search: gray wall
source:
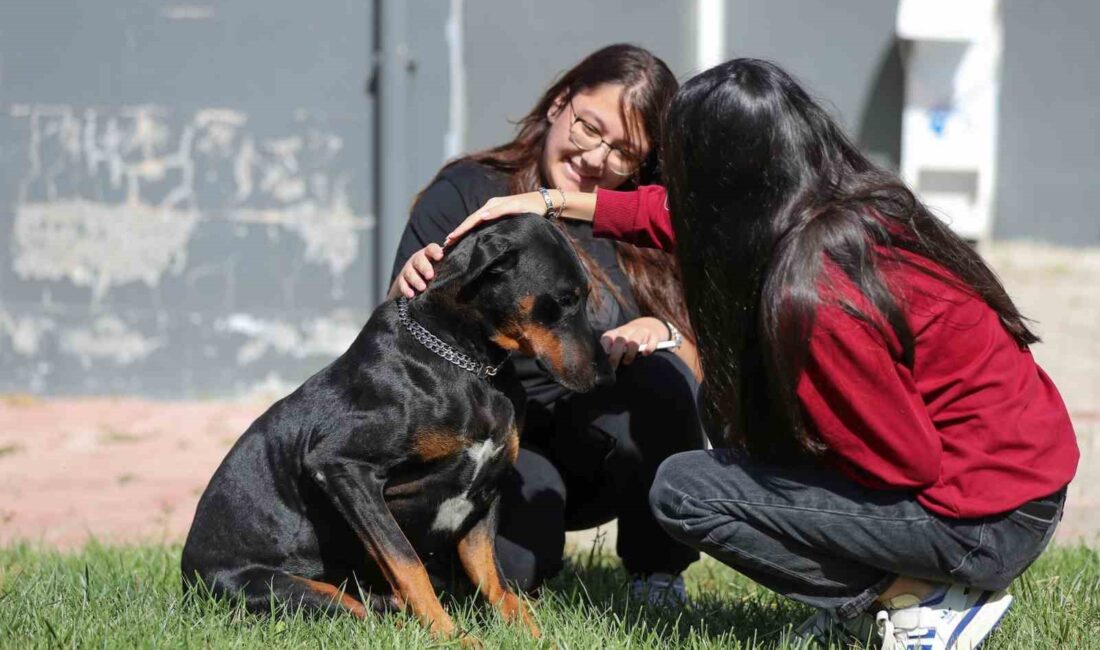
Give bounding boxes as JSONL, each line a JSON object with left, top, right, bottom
{"left": 2, "top": 0, "right": 1097, "bottom": 398}
{"left": 724, "top": 0, "right": 903, "bottom": 169}
{"left": 462, "top": 0, "right": 902, "bottom": 170}
{"left": 0, "top": 1, "right": 378, "bottom": 396}
{"left": 994, "top": 1, "right": 1100, "bottom": 245}
{"left": 463, "top": 1, "right": 696, "bottom": 152}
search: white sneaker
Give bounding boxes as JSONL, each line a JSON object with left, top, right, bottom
{"left": 629, "top": 572, "right": 689, "bottom": 607}
{"left": 875, "top": 584, "right": 1013, "bottom": 650}
{"left": 793, "top": 608, "right": 877, "bottom": 647}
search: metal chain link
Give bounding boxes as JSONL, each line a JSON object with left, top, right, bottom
{"left": 397, "top": 297, "right": 505, "bottom": 380}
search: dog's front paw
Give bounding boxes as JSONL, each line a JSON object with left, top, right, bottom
{"left": 499, "top": 592, "right": 541, "bottom": 638}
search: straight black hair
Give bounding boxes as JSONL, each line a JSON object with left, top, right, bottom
{"left": 662, "top": 58, "right": 1038, "bottom": 457}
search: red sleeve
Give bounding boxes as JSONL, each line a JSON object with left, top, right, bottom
{"left": 797, "top": 297, "right": 943, "bottom": 490}
{"left": 592, "top": 185, "right": 676, "bottom": 252}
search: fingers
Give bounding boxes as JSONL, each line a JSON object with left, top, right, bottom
{"left": 621, "top": 337, "right": 641, "bottom": 366}
{"left": 445, "top": 207, "right": 497, "bottom": 247}
{"left": 600, "top": 334, "right": 642, "bottom": 369}
{"left": 396, "top": 276, "right": 414, "bottom": 299}
{"left": 412, "top": 251, "right": 435, "bottom": 282}
{"left": 402, "top": 264, "right": 427, "bottom": 293}
{"left": 444, "top": 193, "right": 540, "bottom": 246}
{"left": 600, "top": 334, "right": 621, "bottom": 369}
{"left": 398, "top": 245, "right": 445, "bottom": 298}
{"left": 424, "top": 243, "right": 445, "bottom": 261}
{"left": 602, "top": 318, "right": 666, "bottom": 367}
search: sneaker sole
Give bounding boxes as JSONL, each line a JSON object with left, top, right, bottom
{"left": 946, "top": 590, "right": 1013, "bottom": 650}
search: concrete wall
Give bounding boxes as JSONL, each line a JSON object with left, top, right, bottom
{"left": 994, "top": 1, "right": 1100, "bottom": 245}
{"left": 2, "top": 1, "right": 1096, "bottom": 398}
{"left": 0, "top": 1, "right": 378, "bottom": 396}
{"left": 724, "top": 0, "right": 904, "bottom": 168}
{"left": 462, "top": 1, "right": 696, "bottom": 152}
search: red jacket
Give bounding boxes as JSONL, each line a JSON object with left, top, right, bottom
{"left": 595, "top": 186, "right": 1079, "bottom": 518}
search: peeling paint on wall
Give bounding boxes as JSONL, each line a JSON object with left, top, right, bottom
{"left": 9, "top": 104, "right": 373, "bottom": 300}
{"left": 0, "top": 2, "right": 378, "bottom": 398}
{"left": 217, "top": 311, "right": 362, "bottom": 365}
{"left": 2, "top": 102, "right": 373, "bottom": 396}
{"left": 228, "top": 179, "right": 373, "bottom": 279}
{"left": 14, "top": 201, "right": 200, "bottom": 301}
{"left": 0, "top": 310, "right": 56, "bottom": 357}
{"left": 58, "top": 316, "right": 163, "bottom": 368}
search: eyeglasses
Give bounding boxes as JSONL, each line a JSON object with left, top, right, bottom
{"left": 568, "top": 102, "right": 642, "bottom": 177}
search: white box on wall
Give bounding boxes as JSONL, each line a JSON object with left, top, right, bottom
{"left": 897, "top": 0, "right": 1002, "bottom": 242}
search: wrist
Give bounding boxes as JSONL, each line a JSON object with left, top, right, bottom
{"left": 663, "top": 319, "right": 684, "bottom": 349}
{"left": 537, "top": 187, "right": 558, "bottom": 220}
{"left": 660, "top": 318, "right": 673, "bottom": 340}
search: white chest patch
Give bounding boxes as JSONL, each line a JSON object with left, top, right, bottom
{"left": 429, "top": 439, "right": 503, "bottom": 533}
{"left": 466, "top": 439, "right": 502, "bottom": 479}
{"left": 431, "top": 496, "right": 475, "bottom": 533}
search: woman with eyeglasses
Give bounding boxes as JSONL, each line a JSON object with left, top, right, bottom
{"left": 388, "top": 44, "right": 704, "bottom": 603}
{"left": 437, "top": 59, "right": 1078, "bottom": 649}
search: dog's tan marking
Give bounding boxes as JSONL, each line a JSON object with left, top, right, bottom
{"left": 505, "top": 426, "right": 520, "bottom": 465}
{"left": 413, "top": 427, "right": 467, "bottom": 462}
{"left": 490, "top": 295, "right": 536, "bottom": 351}
{"left": 519, "top": 324, "right": 566, "bottom": 375}
{"left": 377, "top": 553, "right": 460, "bottom": 640}
{"left": 490, "top": 332, "right": 521, "bottom": 351}
{"left": 289, "top": 576, "right": 368, "bottom": 618}
{"left": 457, "top": 521, "right": 541, "bottom": 638}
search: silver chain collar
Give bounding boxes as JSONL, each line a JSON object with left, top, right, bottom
{"left": 397, "top": 297, "right": 507, "bottom": 380}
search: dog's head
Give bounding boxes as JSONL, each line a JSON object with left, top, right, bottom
{"left": 436, "top": 215, "right": 612, "bottom": 392}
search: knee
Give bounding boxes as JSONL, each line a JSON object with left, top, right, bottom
{"left": 496, "top": 535, "right": 562, "bottom": 594}
{"left": 497, "top": 449, "right": 567, "bottom": 592}
{"left": 508, "top": 449, "right": 566, "bottom": 506}
{"left": 627, "top": 352, "right": 698, "bottom": 404}
{"left": 648, "top": 452, "right": 703, "bottom": 539}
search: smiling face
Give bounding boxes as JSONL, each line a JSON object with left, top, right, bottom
{"left": 540, "top": 83, "right": 650, "bottom": 193}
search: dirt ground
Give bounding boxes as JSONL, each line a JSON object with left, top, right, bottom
{"left": 1, "top": 241, "right": 1096, "bottom": 550}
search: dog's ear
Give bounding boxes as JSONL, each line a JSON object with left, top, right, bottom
{"left": 456, "top": 232, "right": 519, "bottom": 300}
{"left": 433, "top": 231, "right": 519, "bottom": 300}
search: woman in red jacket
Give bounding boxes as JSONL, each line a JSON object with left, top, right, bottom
{"left": 433, "top": 59, "right": 1078, "bottom": 649}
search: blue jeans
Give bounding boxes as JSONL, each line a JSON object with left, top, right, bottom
{"left": 649, "top": 449, "right": 1064, "bottom": 620}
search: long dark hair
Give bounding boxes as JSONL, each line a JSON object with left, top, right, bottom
{"left": 663, "top": 58, "right": 1037, "bottom": 457}
{"left": 449, "top": 44, "right": 693, "bottom": 341}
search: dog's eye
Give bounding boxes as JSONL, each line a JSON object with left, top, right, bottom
{"left": 558, "top": 290, "right": 581, "bottom": 310}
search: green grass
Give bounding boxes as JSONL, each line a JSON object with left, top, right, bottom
{"left": 0, "top": 543, "right": 1096, "bottom": 649}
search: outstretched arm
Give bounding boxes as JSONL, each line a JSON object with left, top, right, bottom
{"left": 443, "top": 190, "right": 596, "bottom": 246}
{"left": 444, "top": 186, "right": 675, "bottom": 253}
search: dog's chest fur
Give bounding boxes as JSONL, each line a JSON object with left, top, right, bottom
{"left": 383, "top": 383, "right": 520, "bottom": 542}
{"left": 429, "top": 436, "right": 507, "bottom": 533}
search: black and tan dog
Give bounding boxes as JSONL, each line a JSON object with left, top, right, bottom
{"left": 181, "top": 215, "right": 611, "bottom": 643}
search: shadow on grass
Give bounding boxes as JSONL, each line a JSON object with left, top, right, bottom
{"left": 531, "top": 541, "right": 817, "bottom": 649}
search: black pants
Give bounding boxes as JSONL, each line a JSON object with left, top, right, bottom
{"left": 650, "top": 449, "right": 1065, "bottom": 619}
{"left": 495, "top": 351, "right": 705, "bottom": 591}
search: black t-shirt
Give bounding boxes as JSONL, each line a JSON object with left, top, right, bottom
{"left": 390, "top": 161, "right": 641, "bottom": 406}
